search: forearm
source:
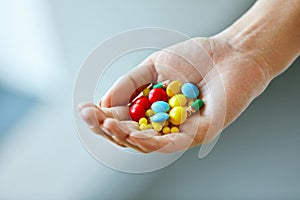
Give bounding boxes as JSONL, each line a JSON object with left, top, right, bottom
{"left": 215, "top": 0, "right": 300, "bottom": 80}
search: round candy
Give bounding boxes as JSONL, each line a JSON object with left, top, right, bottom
{"left": 181, "top": 83, "right": 199, "bottom": 98}
{"left": 171, "top": 127, "right": 179, "bottom": 133}
{"left": 143, "top": 88, "right": 150, "bottom": 96}
{"left": 148, "top": 88, "right": 167, "bottom": 103}
{"left": 169, "top": 106, "right": 187, "bottom": 125}
{"left": 150, "top": 112, "right": 169, "bottom": 122}
{"left": 151, "top": 101, "right": 170, "bottom": 113}
{"left": 140, "top": 124, "right": 152, "bottom": 130}
{"left": 152, "top": 122, "right": 163, "bottom": 132}
{"left": 138, "top": 117, "right": 148, "bottom": 125}
{"left": 145, "top": 109, "right": 155, "bottom": 117}
{"left": 162, "top": 127, "right": 171, "bottom": 134}
{"left": 129, "top": 104, "right": 145, "bottom": 122}
{"left": 166, "top": 80, "right": 182, "bottom": 97}
{"left": 168, "top": 94, "right": 187, "bottom": 108}
{"left": 135, "top": 96, "right": 151, "bottom": 110}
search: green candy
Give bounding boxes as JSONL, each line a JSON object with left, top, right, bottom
{"left": 153, "top": 83, "right": 163, "bottom": 88}
{"left": 191, "top": 99, "right": 204, "bottom": 111}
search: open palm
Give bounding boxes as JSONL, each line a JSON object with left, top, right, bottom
{"left": 78, "top": 37, "right": 270, "bottom": 153}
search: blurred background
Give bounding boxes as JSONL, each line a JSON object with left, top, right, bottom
{"left": 0, "top": 0, "right": 299, "bottom": 199}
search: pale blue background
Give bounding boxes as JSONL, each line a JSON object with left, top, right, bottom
{"left": 0, "top": 0, "right": 299, "bottom": 199}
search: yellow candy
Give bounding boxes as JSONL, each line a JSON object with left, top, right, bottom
{"left": 169, "top": 106, "right": 187, "bottom": 125}
{"left": 145, "top": 109, "right": 154, "bottom": 117}
{"left": 152, "top": 122, "right": 163, "bottom": 132}
{"left": 162, "top": 127, "right": 171, "bottom": 134}
{"left": 140, "top": 124, "right": 152, "bottom": 130}
{"left": 139, "top": 117, "right": 148, "bottom": 125}
{"left": 171, "top": 127, "right": 179, "bottom": 133}
{"left": 166, "top": 80, "right": 182, "bottom": 97}
{"left": 143, "top": 88, "right": 150, "bottom": 96}
{"left": 169, "top": 94, "right": 187, "bottom": 108}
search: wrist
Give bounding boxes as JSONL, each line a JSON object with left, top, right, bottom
{"left": 214, "top": 0, "right": 300, "bottom": 80}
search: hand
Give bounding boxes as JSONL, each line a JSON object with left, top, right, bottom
{"left": 78, "top": 36, "right": 271, "bottom": 153}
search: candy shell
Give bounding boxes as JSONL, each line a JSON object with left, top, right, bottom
{"left": 143, "top": 88, "right": 150, "bottom": 96}
{"left": 135, "top": 96, "right": 151, "bottom": 110}
{"left": 181, "top": 83, "right": 199, "bottom": 98}
{"left": 129, "top": 104, "right": 145, "bottom": 122}
{"left": 150, "top": 112, "right": 169, "bottom": 122}
{"left": 166, "top": 80, "right": 182, "bottom": 97}
{"left": 162, "top": 127, "right": 171, "bottom": 134}
{"left": 138, "top": 117, "right": 148, "bottom": 125}
{"left": 140, "top": 124, "right": 152, "bottom": 130}
{"left": 171, "top": 127, "right": 179, "bottom": 133}
{"left": 168, "top": 94, "right": 187, "bottom": 108}
{"left": 152, "top": 122, "right": 163, "bottom": 132}
{"left": 191, "top": 99, "right": 204, "bottom": 111}
{"left": 169, "top": 106, "right": 187, "bottom": 125}
{"left": 145, "top": 109, "right": 155, "bottom": 117}
{"left": 148, "top": 88, "right": 167, "bottom": 103}
{"left": 151, "top": 101, "right": 170, "bottom": 113}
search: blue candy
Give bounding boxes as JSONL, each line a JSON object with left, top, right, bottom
{"left": 181, "top": 83, "right": 199, "bottom": 98}
{"left": 151, "top": 101, "right": 170, "bottom": 113}
{"left": 150, "top": 112, "right": 169, "bottom": 122}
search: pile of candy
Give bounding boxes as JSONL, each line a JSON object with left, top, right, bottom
{"left": 128, "top": 80, "right": 204, "bottom": 134}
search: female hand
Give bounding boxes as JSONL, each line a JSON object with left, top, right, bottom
{"left": 78, "top": 37, "right": 270, "bottom": 153}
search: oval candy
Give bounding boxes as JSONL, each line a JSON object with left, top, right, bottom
{"left": 169, "top": 106, "right": 187, "bottom": 125}
{"left": 181, "top": 83, "right": 199, "bottom": 98}
{"left": 168, "top": 94, "right": 187, "bottom": 108}
{"left": 166, "top": 80, "right": 182, "bottom": 97}
{"left": 150, "top": 112, "right": 169, "bottom": 122}
{"left": 151, "top": 101, "right": 170, "bottom": 113}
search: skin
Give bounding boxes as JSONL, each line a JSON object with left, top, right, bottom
{"left": 78, "top": 0, "right": 300, "bottom": 153}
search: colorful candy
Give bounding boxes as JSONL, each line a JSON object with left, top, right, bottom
{"left": 128, "top": 80, "right": 204, "bottom": 134}
{"left": 150, "top": 112, "right": 169, "bottom": 122}
{"left": 162, "top": 127, "right": 171, "bottom": 134}
{"left": 166, "top": 80, "right": 182, "bottom": 97}
{"left": 181, "top": 83, "right": 199, "bottom": 98}
{"left": 140, "top": 124, "right": 152, "bottom": 130}
{"left": 151, "top": 101, "right": 170, "bottom": 113}
{"left": 171, "top": 127, "right": 179, "bottom": 133}
{"left": 138, "top": 117, "right": 148, "bottom": 125}
{"left": 169, "top": 106, "right": 187, "bottom": 125}
{"left": 129, "top": 104, "right": 145, "bottom": 122}
{"left": 148, "top": 88, "right": 167, "bottom": 103}
{"left": 145, "top": 109, "right": 154, "bottom": 117}
{"left": 152, "top": 122, "right": 163, "bottom": 132}
{"left": 135, "top": 96, "right": 151, "bottom": 110}
{"left": 143, "top": 88, "right": 150, "bottom": 96}
{"left": 168, "top": 94, "right": 187, "bottom": 107}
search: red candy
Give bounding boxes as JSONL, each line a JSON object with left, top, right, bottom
{"left": 135, "top": 97, "right": 151, "bottom": 110}
{"left": 148, "top": 88, "right": 167, "bottom": 103}
{"left": 129, "top": 104, "right": 145, "bottom": 122}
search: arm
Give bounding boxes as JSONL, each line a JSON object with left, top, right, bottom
{"left": 215, "top": 0, "right": 300, "bottom": 80}
{"left": 79, "top": 0, "right": 300, "bottom": 153}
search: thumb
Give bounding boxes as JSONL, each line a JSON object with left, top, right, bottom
{"left": 100, "top": 57, "right": 157, "bottom": 107}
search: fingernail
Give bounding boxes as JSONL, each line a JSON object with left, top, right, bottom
{"left": 80, "top": 107, "right": 97, "bottom": 127}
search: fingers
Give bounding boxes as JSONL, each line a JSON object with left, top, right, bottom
{"left": 126, "top": 114, "right": 211, "bottom": 153}
{"left": 78, "top": 104, "right": 127, "bottom": 147}
{"left": 100, "top": 58, "right": 158, "bottom": 108}
{"left": 101, "top": 118, "right": 147, "bottom": 153}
